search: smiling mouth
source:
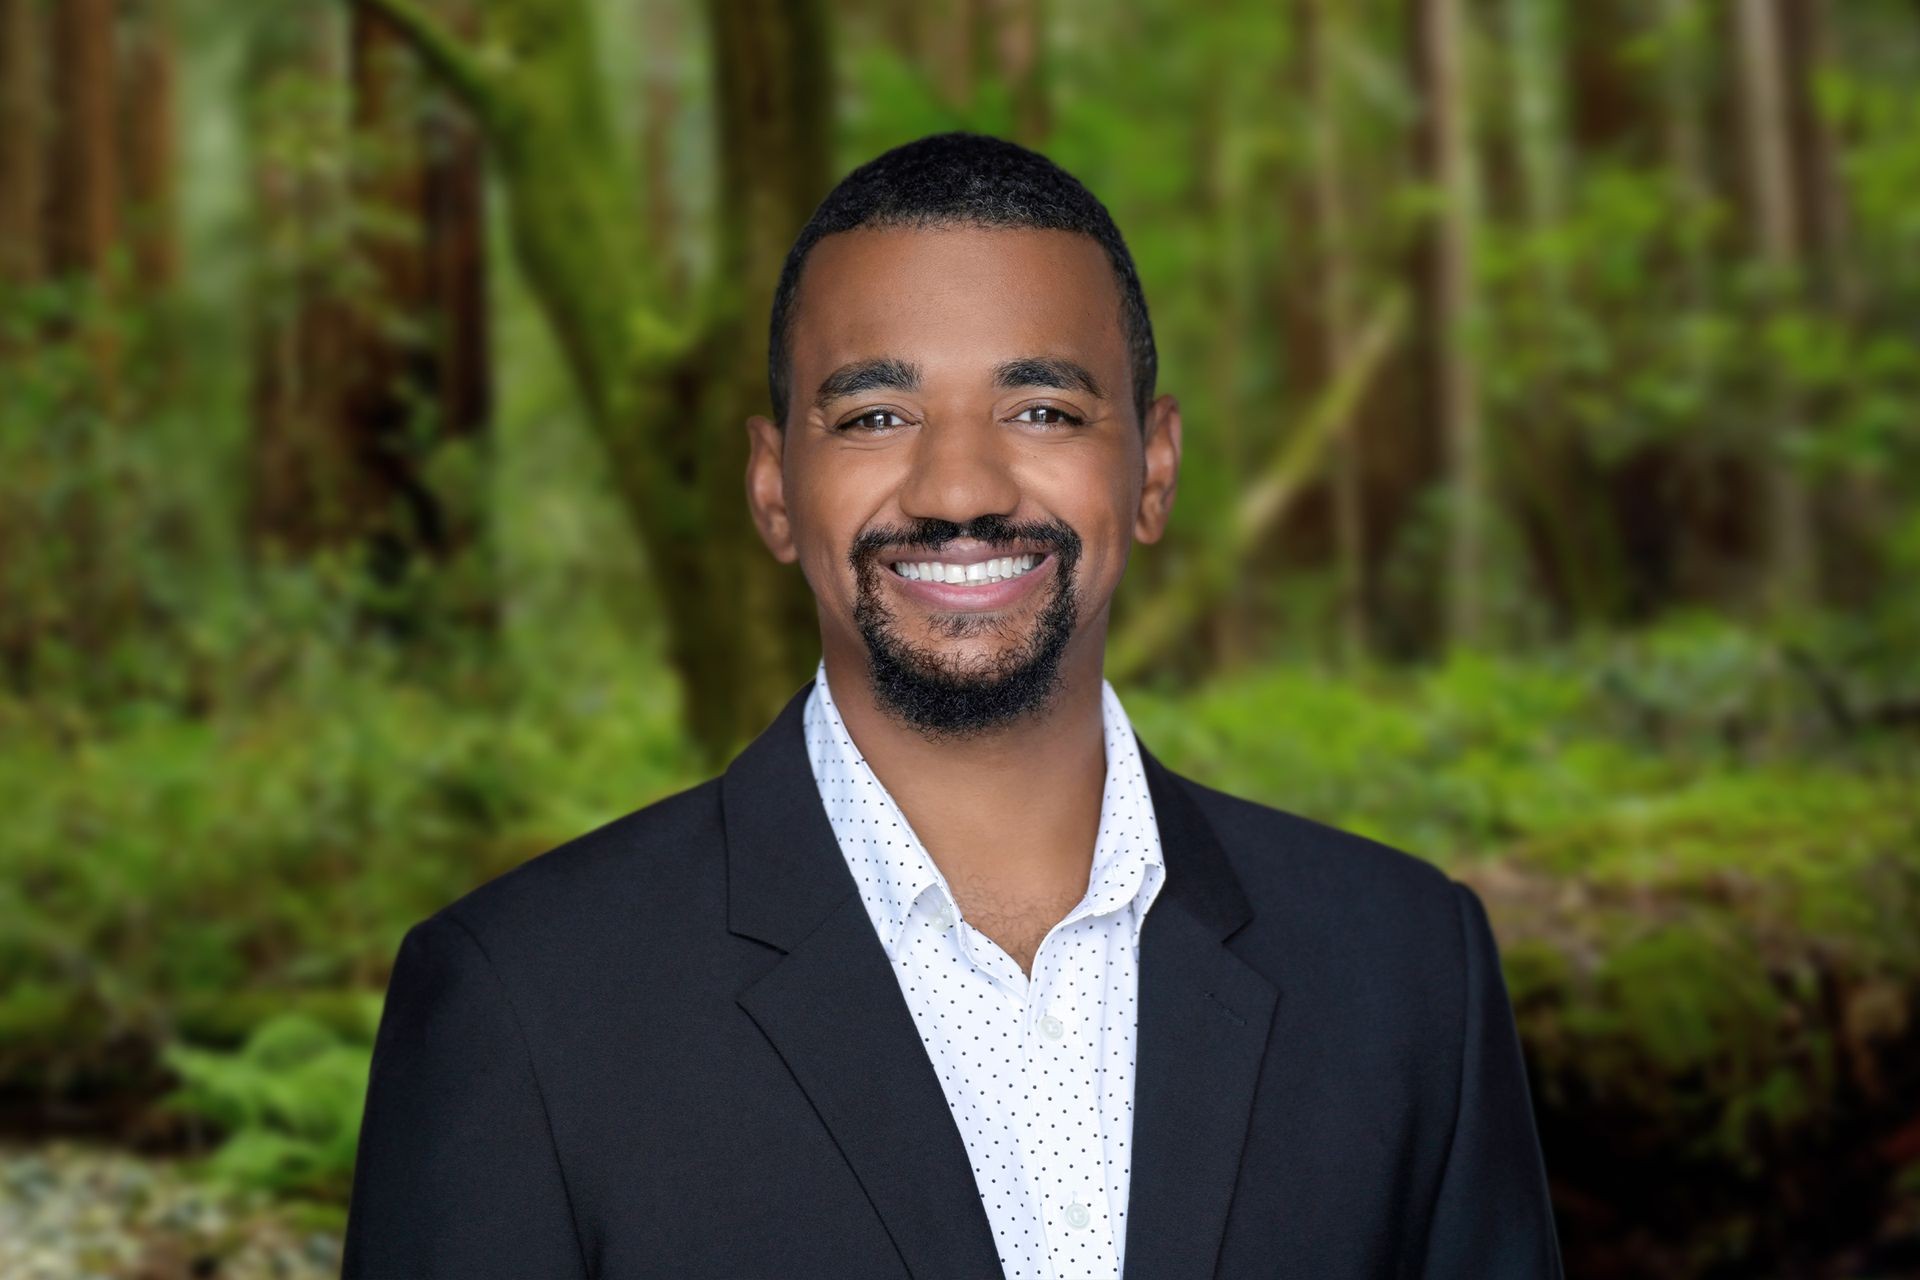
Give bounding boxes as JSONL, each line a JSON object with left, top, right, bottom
{"left": 888, "top": 552, "right": 1048, "bottom": 586}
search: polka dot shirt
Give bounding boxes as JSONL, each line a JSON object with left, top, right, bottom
{"left": 803, "top": 658, "right": 1167, "bottom": 1280}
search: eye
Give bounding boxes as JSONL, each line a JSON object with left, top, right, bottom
{"left": 837, "top": 409, "right": 911, "bottom": 433}
{"left": 1012, "top": 404, "right": 1086, "bottom": 428}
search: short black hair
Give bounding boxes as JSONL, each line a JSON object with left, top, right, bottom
{"left": 767, "top": 131, "right": 1157, "bottom": 431}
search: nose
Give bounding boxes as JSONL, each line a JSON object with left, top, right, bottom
{"left": 895, "top": 410, "right": 1023, "bottom": 526}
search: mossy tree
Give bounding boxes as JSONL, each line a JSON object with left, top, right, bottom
{"left": 354, "top": 0, "right": 832, "bottom": 767}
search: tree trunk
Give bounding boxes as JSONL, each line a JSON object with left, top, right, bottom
{"left": 694, "top": 0, "right": 835, "bottom": 760}
{"left": 1198, "top": 37, "right": 1252, "bottom": 670}
{"left": 44, "top": 0, "right": 120, "bottom": 279}
{"left": 1655, "top": 0, "right": 1711, "bottom": 308}
{"left": 352, "top": 0, "right": 833, "bottom": 766}
{"left": 1496, "top": 0, "right": 1630, "bottom": 634}
{"left": 341, "top": 1, "right": 494, "bottom": 627}
{"left": 244, "top": 6, "right": 362, "bottom": 558}
{"left": 1301, "top": 0, "right": 1368, "bottom": 663}
{"left": 0, "top": 0, "right": 45, "bottom": 686}
{"left": 1780, "top": 0, "right": 1854, "bottom": 313}
{"left": 1564, "top": 0, "right": 1651, "bottom": 163}
{"left": 416, "top": 5, "right": 492, "bottom": 604}
{"left": 0, "top": 0, "right": 45, "bottom": 289}
{"left": 1782, "top": 0, "right": 1882, "bottom": 611}
{"left": 1733, "top": 0, "right": 1816, "bottom": 616}
{"left": 37, "top": 0, "right": 124, "bottom": 680}
{"left": 1412, "top": 0, "right": 1487, "bottom": 648}
{"left": 120, "top": 0, "right": 178, "bottom": 293}
{"left": 638, "top": 0, "right": 690, "bottom": 307}
{"left": 990, "top": 0, "right": 1049, "bottom": 145}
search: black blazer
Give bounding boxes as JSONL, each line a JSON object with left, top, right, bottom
{"left": 342, "top": 679, "right": 1564, "bottom": 1279}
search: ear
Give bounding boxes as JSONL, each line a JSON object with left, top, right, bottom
{"left": 1133, "top": 393, "right": 1182, "bottom": 544}
{"left": 745, "top": 414, "right": 798, "bottom": 564}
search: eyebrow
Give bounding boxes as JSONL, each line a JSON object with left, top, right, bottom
{"left": 992, "top": 356, "right": 1104, "bottom": 399}
{"left": 813, "top": 357, "right": 919, "bottom": 413}
{"left": 812, "top": 354, "right": 1105, "bottom": 413}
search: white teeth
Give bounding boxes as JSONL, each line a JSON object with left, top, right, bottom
{"left": 892, "top": 553, "right": 1041, "bottom": 585}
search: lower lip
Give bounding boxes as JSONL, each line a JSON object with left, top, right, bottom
{"left": 885, "top": 553, "right": 1055, "bottom": 612}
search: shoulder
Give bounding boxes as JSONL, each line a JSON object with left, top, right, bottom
{"left": 412, "top": 776, "right": 727, "bottom": 964}
{"left": 1163, "top": 769, "right": 1496, "bottom": 1082}
{"left": 1170, "top": 769, "right": 1474, "bottom": 963}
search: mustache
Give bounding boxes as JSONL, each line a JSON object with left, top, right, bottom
{"left": 847, "top": 515, "right": 1082, "bottom": 569}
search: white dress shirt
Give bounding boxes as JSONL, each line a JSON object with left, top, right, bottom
{"left": 802, "top": 658, "right": 1166, "bottom": 1280}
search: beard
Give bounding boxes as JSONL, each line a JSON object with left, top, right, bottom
{"left": 847, "top": 514, "right": 1083, "bottom": 742}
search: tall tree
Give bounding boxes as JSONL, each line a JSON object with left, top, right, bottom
{"left": 0, "top": 0, "right": 44, "bottom": 686}
{"left": 1781, "top": 0, "right": 1879, "bottom": 605}
{"left": 243, "top": 6, "right": 360, "bottom": 558}
{"left": 120, "top": 0, "right": 179, "bottom": 293}
{"left": 1412, "top": 0, "right": 1487, "bottom": 647}
{"left": 0, "top": 0, "right": 44, "bottom": 290}
{"left": 243, "top": 1, "right": 494, "bottom": 633}
{"left": 1733, "top": 0, "right": 1817, "bottom": 614}
{"left": 638, "top": 0, "right": 691, "bottom": 307}
{"left": 1780, "top": 0, "right": 1856, "bottom": 311}
{"left": 352, "top": 0, "right": 833, "bottom": 764}
{"left": 992, "top": 0, "right": 1050, "bottom": 145}
{"left": 1494, "top": 0, "right": 1630, "bottom": 630}
{"left": 1300, "top": 0, "right": 1369, "bottom": 662}
{"left": 36, "top": 0, "right": 127, "bottom": 682}
{"left": 1198, "top": 29, "right": 1253, "bottom": 669}
{"left": 342, "top": 1, "right": 493, "bottom": 622}
{"left": 1655, "top": 0, "right": 1711, "bottom": 308}
{"left": 44, "top": 0, "right": 120, "bottom": 280}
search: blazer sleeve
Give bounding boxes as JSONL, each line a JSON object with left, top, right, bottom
{"left": 341, "top": 913, "right": 589, "bottom": 1279}
{"left": 1420, "top": 881, "right": 1565, "bottom": 1279}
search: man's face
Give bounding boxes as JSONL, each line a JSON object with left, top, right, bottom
{"left": 746, "top": 224, "right": 1180, "bottom": 740}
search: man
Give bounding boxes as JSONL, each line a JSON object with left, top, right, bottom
{"left": 342, "top": 132, "right": 1563, "bottom": 1279}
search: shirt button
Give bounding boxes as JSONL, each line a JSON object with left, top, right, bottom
{"left": 931, "top": 903, "right": 955, "bottom": 929}
{"left": 1039, "top": 1013, "right": 1065, "bottom": 1040}
{"left": 1065, "top": 1199, "right": 1091, "bottom": 1228}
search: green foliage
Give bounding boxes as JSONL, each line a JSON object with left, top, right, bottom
{"left": 0, "top": 604, "right": 694, "bottom": 1099}
{"left": 1127, "top": 606, "right": 1920, "bottom": 1207}
{"left": 162, "top": 1012, "right": 377, "bottom": 1199}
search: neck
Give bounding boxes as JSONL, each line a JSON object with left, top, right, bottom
{"left": 821, "top": 629, "right": 1110, "bottom": 909}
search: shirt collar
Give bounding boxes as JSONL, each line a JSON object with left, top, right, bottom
{"left": 802, "top": 657, "right": 1166, "bottom": 960}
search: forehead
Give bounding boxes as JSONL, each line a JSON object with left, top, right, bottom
{"left": 787, "top": 224, "right": 1126, "bottom": 376}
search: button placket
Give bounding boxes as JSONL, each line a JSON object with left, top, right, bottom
{"left": 806, "top": 664, "right": 1160, "bottom": 1280}
{"left": 1025, "top": 984, "right": 1117, "bottom": 1273}
{"left": 1030, "top": 979, "right": 1071, "bottom": 1044}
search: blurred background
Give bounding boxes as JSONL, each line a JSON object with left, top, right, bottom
{"left": 0, "top": 0, "right": 1916, "bottom": 1275}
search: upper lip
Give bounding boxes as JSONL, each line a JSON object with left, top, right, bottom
{"left": 883, "top": 541, "right": 1051, "bottom": 567}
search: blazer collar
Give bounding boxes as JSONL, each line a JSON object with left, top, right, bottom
{"left": 723, "top": 676, "right": 1277, "bottom": 1280}
{"left": 722, "top": 676, "right": 1255, "bottom": 953}
{"left": 722, "top": 679, "right": 852, "bottom": 953}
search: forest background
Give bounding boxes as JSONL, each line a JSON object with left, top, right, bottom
{"left": 0, "top": 0, "right": 1916, "bottom": 1277}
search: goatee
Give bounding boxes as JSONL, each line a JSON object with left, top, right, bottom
{"left": 848, "top": 515, "right": 1083, "bottom": 742}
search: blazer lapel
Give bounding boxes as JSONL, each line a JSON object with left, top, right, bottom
{"left": 1122, "top": 740, "right": 1281, "bottom": 1280}
{"left": 722, "top": 681, "right": 1279, "bottom": 1280}
{"left": 725, "top": 681, "right": 1003, "bottom": 1280}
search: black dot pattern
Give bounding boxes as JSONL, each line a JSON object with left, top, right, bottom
{"left": 803, "top": 659, "right": 1167, "bottom": 1280}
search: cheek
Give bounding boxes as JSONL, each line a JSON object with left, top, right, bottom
{"left": 789, "top": 465, "right": 894, "bottom": 593}
{"left": 1023, "top": 450, "right": 1135, "bottom": 552}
